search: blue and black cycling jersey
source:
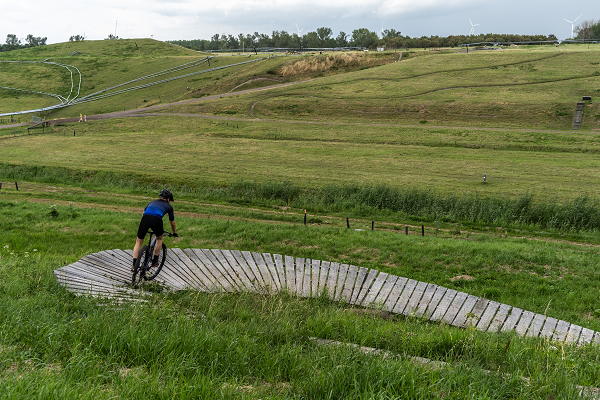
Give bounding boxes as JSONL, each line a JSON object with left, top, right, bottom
{"left": 143, "top": 199, "right": 175, "bottom": 221}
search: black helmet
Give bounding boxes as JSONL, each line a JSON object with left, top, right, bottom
{"left": 159, "top": 189, "right": 173, "bottom": 201}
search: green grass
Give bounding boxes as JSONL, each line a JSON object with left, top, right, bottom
{"left": 1, "top": 200, "right": 600, "bottom": 398}
{"left": 3, "top": 41, "right": 600, "bottom": 397}
{"left": 0, "top": 40, "right": 396, "bottom": 119}
{"left": 3, "top": 116, "right": 600, "bottom": 202}
{"left": 169, "top": 47, "right": 600, "bottom": 130}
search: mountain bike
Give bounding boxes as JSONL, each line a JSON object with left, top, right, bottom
{"left": 132, "top": 230, "right": 174, "bottom": 287}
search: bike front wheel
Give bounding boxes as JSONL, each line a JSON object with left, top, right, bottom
{"left": 144, "top": 243, "right": 166, "bottom": 281}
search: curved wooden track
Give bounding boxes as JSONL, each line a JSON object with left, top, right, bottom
{"left": 54, "top": 248, "right": 599, "bottom": 346}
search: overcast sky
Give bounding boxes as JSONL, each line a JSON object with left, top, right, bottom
{"left": 2, "top": 0, "right": 599, "bottom": 44}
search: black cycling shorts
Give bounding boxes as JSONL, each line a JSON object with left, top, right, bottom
{"left": 137, "top": 214, "right": 164, "bottom": 239}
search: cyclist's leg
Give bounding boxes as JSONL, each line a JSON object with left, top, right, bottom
{"left": 149, "top": 216, "right": 164, "bottom": 266}
{"left": 154, "top": 235, "right": 164, "bottom": 256}
{"left": 133, "top": 215, "right": 152, "bottom": 269}
{"left": 133, "top": 237, "right": 144, "bottom": 259}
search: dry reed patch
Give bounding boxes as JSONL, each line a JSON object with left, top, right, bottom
{"left": 450, "top": 275, "right": 474, "bottom": 282}
{"left": 278, "top": 54, "right": 363, "bottom": 77}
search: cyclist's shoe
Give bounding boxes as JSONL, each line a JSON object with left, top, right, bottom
{"left": 150, "top": 262, "right": 159, "bottom": 268}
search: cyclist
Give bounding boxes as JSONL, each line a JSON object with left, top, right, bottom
{"left": 132, "top": 189, "right": 178, "bottom": 270}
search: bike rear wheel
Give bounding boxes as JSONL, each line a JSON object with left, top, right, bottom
{"left": 133, "top": 245, "right": 150, "bottom": 287}
{"left": 144, "top": 243, "right": 166, "bottom": 281}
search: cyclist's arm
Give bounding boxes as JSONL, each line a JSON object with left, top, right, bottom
{"left": 170, "top": 220, "right": 176, "bottom": 235}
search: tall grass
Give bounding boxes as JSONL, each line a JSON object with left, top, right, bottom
{"left": 278, "top": 53, "right": 363, "bottom": 76}
{"left": 3, "top": 162, "right": 600, "bottom": 233}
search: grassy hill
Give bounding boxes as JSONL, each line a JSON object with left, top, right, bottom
{"left": 2, "top": 40, "right": 600, "bottom": 398}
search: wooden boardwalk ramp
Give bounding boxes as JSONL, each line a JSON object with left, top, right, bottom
{"left": 54, "top": 248, "right": 600, "bottom": 346}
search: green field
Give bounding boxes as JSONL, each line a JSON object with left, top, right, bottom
{"left": 2, "top": 40, "right": 600, "bottom": 398}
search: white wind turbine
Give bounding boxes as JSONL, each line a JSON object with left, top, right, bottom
{"left": 296, "top": 24, "right": 304, "bottom": 35}
{"left": 564, "top": 14, "right": 582, "bottom": 39}
{"left": 469, "top": 18, "right": 480, "bottom": 36}
{"left": 381, "top": 18, "right": 385, "bottom": 37}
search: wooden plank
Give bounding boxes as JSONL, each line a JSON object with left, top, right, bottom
{"left": 383, "top": 277, "right": 408, "bottom": 312}
{"left": 262, "top": 253, "right": 281, "bottom": 291}
{"left": 183, "top": 249, "right": 221, "bottom": 291}
{"left": 339, "top": 265, "right": 356, "bottom": 302}
{"left": 429, "top": 289, "right": 457, "bottom": 322}
{"left": 423, "top": 287, "right": 448, "bottom": 319}
{"left": 203, "top": 249, "right": 242, "bottom": 290}
{"left": 355, "top": 269, "right": 380, "bottom": 305}
{"left": 539, "top": 317, "right": 558, "bottom": 339}
{"left": 295, "top": 257, "right": 305, "bottom": 296}
{"left": 91, "top": 251, "right": 130, "bottom": 275}
{"left": 442, "top": 291, "right": 468, "bottom": 325}
{"left": 525, "top": 314, "right": 546, "bottom": 338}
{"left": 415, "top": 284, "right": 440, "bottom": 317}
{"left": 487, "top": 303, "right": 511, "bottom": 333}
{"left": 392, "top": 279, "right": 419, "bottom": 315}
{"left": 350, "top": 267, "right": 368, "bottom": 304}
{"left": 515, "top": 311, "right": 535, "bottom": 336}
{"left": 238, "top": 250, "right": 266, "bottom": 288}
{"left": 361, "top": 272, "right": 388, "bottom": 307}
{"left": 163, "top": 250, "right": 204, "bottom": 289}
{"left": 578, "top": 328, "right": 595, "bottom": 346}
{"left": 66, "top": 265, "right": 129, "bottom": 289}
{"left": 336, "top": 264, "right": 350, "bottom": 302}
{"left": 476, "top": 301, "right": 500, "bottom": 331}
{"left": 302, "top": 259, "right": 312, "bottom": 298}
{"left": 184, "top": 249, "right": 220, "bottom": 285}
{"left": 252, "top": 252, "right": 277, "bottom": 292}
{"left": 228, "top": 250, "right": 260, "bottom": 285}
{"left": 212, "top": 249, "right": 252, "bottom": 290}
{"left": 593, "top": 332, "right": 600, "bottom": 345}
{"left": 152, "top": 251, "right": 190, "bottom": 290}
{"left": 68, "top": 261, "right": 129, "bottom": 286}
{"left": 552, "top": 320, "right": 571, "bottom": 342}
{"left": 79, "top": 254, "right": 130, "bottom": 282}
{"left": 326, "top": 263, "right": 339, "bottom": 300}
{"left": 372, "top": 275, "right": 398, "bottom": 309}
{"left": 404, "top": 281, "right": 428, "bottom": 316}
{"left": 466, "top": 298, "right": 489, "bottom": 328}
{"left": 169, "top": 248, "right": 209, "bottom": 290}
{"left": 193, "top": 249, "right": 234, "bottom": 291}
{"left": 58, "top": 278, "right": 135, "bottom": 297}
{"left": 284, "top": 255, "right": 296, "bottom": 293}
{"left": 451, "top": 295, "right": 478, "bottom": 328}
{"left": 311, "top": 259, "right": 321, "bottom": 297}
{"left": 565, "top": 324, "right": 582, "bottom": 344}
{"left": 55, "top": 270, "right": 125, "bottom": 291}
{"left": 500, "top": 307, "right": 523, "bottom": 333}
{"left": 89, "top": 250, "right": 128, "bottom": 269}
{"left": 317, "top": 261, "right": 330, "bottom": 297}
{"left": 101, "top": 249, "right": 131, "bottom": 267}
{"left": 271, "top": 253, "right": 286, "bottom": 290}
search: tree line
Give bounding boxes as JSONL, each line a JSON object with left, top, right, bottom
{"left": 574, "top": 20, "right": 600, "bottom": 40}
{"left": 168, "top": 28, "right": 560, "bottom": 51}
{"left": 0, "top": 34, "right": 47, "bottom": 52}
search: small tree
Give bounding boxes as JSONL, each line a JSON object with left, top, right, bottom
{"left": 5, "top": 34, "right": 20, "bottom": 46}
{"left": 575, "top": 20, "right": 596, "bottom": 40}
{"left": 351, "top": 28, "right": 379, "bottom": 49}
{"left": 336, "top": 31, "right": 348, "bottom": 47}
{"left": 105, "top": 34, "right": 119, "bottom": 40}
{"left": 69, "top": 35, "right": 85, "bottom": 42}
{"left": 316, "top": 27, "right": 332, "bottom": 47}
{"left": 25, "top": 34, "right": 47, "bottom": 46}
